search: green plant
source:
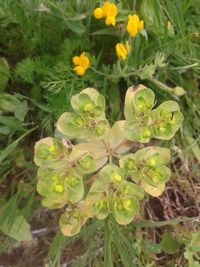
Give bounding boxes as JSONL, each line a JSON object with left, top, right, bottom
{"left": 34, "top": 84, "right": 183, "bottom": 264}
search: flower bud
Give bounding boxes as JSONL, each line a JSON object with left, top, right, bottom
{"left": 54, "top": 184, "right": 64, "bottom": 193}
{"left": 75, "top": 115, "right": 85, "bottom": 126}
{"left": 173, "top": 86, "right": 186, "bottom": 96}
{"left": 147, "top": 154, "right": 159, "bottom": 167}
{"left": 94, "top": 106, "right": 102, "bottom": 117}
{"left": 79, "top": 155, "right": 93, "bottom": 170}
{"left": 96, "top": 121, "right": 107, "bottom": 136}
{"left": 121, "top": 184, "right": 131, "bottom": 194}
{"left": 141, "top": 127, "right": 151, "bottom": 138}
{"left": 82, "top": 101, "right": 95, "bottom": 113}
{"left": 123, "top": 198, "right": 133, "bottom": 211}
{"left": 125, "top": 158, "right": 136, "bottom": 171}
{"left": 66, "top": 176, "right": 79, "bottom": 187}
{"left": 111, "top": 172, "right": 123, "bottom": 182}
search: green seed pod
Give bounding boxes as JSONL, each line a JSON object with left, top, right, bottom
{"left": 126, "top": 158, "right": 136, "bottom": 171}
{"left": 134, "top": 88, "right": 155, "bottom": 113}
{"left": 141, "top": 127, "right": 151, "bottom": 138}
{"left": 82, "top": 101, "right": 95, "bottom": 113}
{"left": 36, "top": 143, "right": 50, "bottom": 159}
{"left": 111, "top": 172, "right": 123, "bottom": 182}
{"left": 75, "top": 115, "right": 85, "bottom": 126}
{"left": 122, "top": 198, "right": 133, "bottom": 211}
{"left": 65, "top": 175, "right": 79, "bottom": 188}
{"left": 95, "top": 120, "right": 107, "bottom": 136}
{"left": 92, "top": 198, "right": 109, "bottom": 220}
{"left": 142, "top": 166, "right": 171, "bottom": 186}
{"left": 147, "top": 153, "right": 160, "bottom": 167}
{"left": 121, "top": 184, "right": 131, "bottom": 195}
{"left": 94, "top": 106, "right": 103, "bottom": 117}
{"left": 79, "top": 155, "right": 93, "bottom": 170}
{"left": 54, "top": 184, "right": 64, "bottom": 193}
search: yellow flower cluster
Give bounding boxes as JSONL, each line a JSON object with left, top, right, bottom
{"left": 116, "top": 41, "right": 130, "bottom": 61}
{"left": 93, "top": 1, "right": 117, "bottom": 26}
{"left": 72, "top": 52, "right": 90, "bottom": 76}
{"left": 72, "top": 6, "right": 145, "bottom": 75}
{"left": 126, "top": 14, "right": 144, "bottom": 37}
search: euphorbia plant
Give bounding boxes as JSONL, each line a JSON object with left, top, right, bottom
{"left": 34, "top": 84, "right": 183, "bottom": 264}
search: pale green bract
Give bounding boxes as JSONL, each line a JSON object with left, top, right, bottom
{"left": 34, "top": 85, "right": 183, "bottom": 236}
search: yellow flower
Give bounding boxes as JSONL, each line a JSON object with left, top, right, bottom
{"left": 126, "top": 14, "right": 144, "bottom": 37}
{"left": 93, "top": 7, "right": 104, "bottom": 19}
{"left": 93, "top": 2, "right": 117, "bottom": 26}
{"left": 72, "top": 52, "right": 90, "bottom": 76}
{"left": 116, "top": 41, "right": 130, "bottom": 60}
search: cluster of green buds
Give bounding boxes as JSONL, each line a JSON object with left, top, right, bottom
{"left": 57, "top": 88, "right": 109, "bottom": 140}
{"left": 34, "top": 138, "right": 95, "bottom": 209}
{"left": 119, "top": 146, "right": 171, "bottom": 196}
{"left": 124, "top": 84, "right": 184, "bottom": 142}
{"left": 34, "top": 85, "right": 183, "bottom": 236}
{"left": 87, "top": 165, "right": 144, "bottom": 225}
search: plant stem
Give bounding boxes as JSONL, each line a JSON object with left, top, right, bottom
{"left": 104, "top": 217, "right": 113, "bottom": 267}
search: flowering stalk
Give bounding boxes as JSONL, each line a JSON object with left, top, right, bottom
{"left": 104, "top": 217, "right": 113, "bottom": 267}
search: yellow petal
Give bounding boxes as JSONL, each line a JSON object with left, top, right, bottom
{"left": 125, "top": 41, "right": 130, "bottom": 52}
{"left": 126, "top": 20, "right": 138, "bottom": 37}
{"left": 74, "top": 66, "right": 85, "bottom": 76}
{"left": 138, "top": 20, "right": 144, "bottom": 31}
{"left": 105, "top": 16, "right": 116, "bottom": 26}
{"left": 72, "top": 56, "right": 80, "bottom": 65}
{"left": 93, "top": 7, "right": 104, "bottom": 19}
{"left": 128, "top": 14, "right": 139, "bottom": 24}
{"left": 116, "top": 43, "right": 127, "bottom": 60}
{"left": 102, "top": 2, "right": 112, "bottom": 16}
{"left": 79, "top": 53, "right": 90, "bottom": 69}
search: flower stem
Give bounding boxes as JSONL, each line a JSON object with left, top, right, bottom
{"left": 104, "top": 217, "right": 113, "bottom": 267}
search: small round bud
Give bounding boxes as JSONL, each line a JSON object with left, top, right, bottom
{"left": 121, "top": 184, "right": 131, "bottom": 194}
{"left": 54, "top": 184, "right": 64, "bottom": 193}
{"left": 147, "top": 153, "right": 159, "bottom": 167}
{"left": 141, "top": 127, "right": 151, "bottom": 138}
{"left": 48, "top": 145, "right": 56, "bottom": 152}
{"left": 75, "top": 115, "right": 85, "bottom": 126}
{"left": 83, "top": 101, "right": 95, "bottom": 113}
{"left": 95, "top": 121, "right": 107, "bottom": 136}
{"left": 94, "top": 106, "right": 102, "bottom": 117}
{"left": 51, "top": 175, "right": 59, "bottom": 183}
{"left": 66, "top": 176, "right": 79, "bottom": 187}
{"left": 126, "top": 158, "right": 136, "bottom": 171}
{"left": 123, "top": 198, "right": 132, "bottom": 210}
{"left": 173, "top": 86, "right": 186, "bottom": 96}
{"left": 79, "top": 155, "right": 93, "bottom": 170}
{"left": 117, "top": 202, "right": 123, "bottom": 211}
{"left": 111, "top": 172, "right": 123, "bottom": 182}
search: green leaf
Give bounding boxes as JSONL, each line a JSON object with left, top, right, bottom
{"left": 160, "top": 231, "right": 180, "bottom": 254}
{"left": 0, "top": 126, "right": 37, "bottom": 163}
{"left": 0, "top": 93, "right": 20, "bottom": 112}
{"left": 66, "top": 20, "right": 86, "bottom": 34}
{"left": 91, "top": 27, "right": 119, "bottom": 37}
{"left": 0, "top": 115, "right": 26, "bottom": 132}
{"left": 0, "top": 213, "right": 32, "bottom": 241}
{"left": 14, "top": 100, "right": 28, "bottom": 122}
{"left": 0, "top": 58, "right": 9, "bottom": 91}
